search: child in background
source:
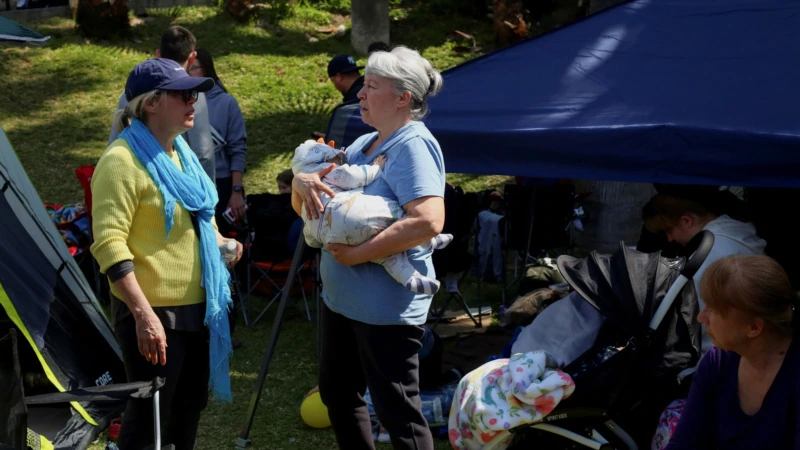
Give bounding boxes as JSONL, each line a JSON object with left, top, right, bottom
{"left": 276, "top": 168, "right": 294, "bottom": 194}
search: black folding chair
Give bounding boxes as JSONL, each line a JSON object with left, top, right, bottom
{"left": 237, "top": 193, "right": 317, "bottom": 326}
{"left": 1, "top": 329, "right": 170, "bottom": 450}
{"left": 429, "top": 185, "right": 484, "bottom": 329}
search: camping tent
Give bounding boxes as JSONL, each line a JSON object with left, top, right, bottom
{"left": 0, "top": 17, "right": 50, "bottom": 45}
{"left": 331, "top": 0, "right": 800, "bottom": 188}
{"left": 0, "top": 126, "right": 126, "bottom": 449}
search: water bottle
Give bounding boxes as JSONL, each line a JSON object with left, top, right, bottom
{"left": 220, "top": 240, "right": 237, "bottom": 264}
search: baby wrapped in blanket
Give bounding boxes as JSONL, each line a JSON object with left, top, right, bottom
{"left": 292, "top": 139, "right": 452, "bottom": 295}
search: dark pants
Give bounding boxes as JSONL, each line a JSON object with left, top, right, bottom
{"left": 318, "top": 304, "right": 434, "bottom": 450}
{"left": 418, "top": 329, "right": 444, "bottom": 391}
{"left": 115, "top": 315, "right": 209, "bottom": 450}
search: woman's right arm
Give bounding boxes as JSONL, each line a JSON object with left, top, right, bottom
{"left": 113, "top": 272, "right": 167, "bottom": 365}
{"left": 664, "top": 350, "right": 721, "bottom": 449}
{"left": 90, "top": 147, "right": 166, "bottom": 366}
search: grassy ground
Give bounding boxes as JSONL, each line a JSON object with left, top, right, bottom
{"left": 2, "top": 3, "right": 516, "bottom": 449}
{"left": 0, "top": 3, "right": 512, "bottom": 206}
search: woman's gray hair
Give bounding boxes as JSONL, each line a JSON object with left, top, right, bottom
{"left": 112, "top": 90, "right": 164, "bottom": 134}
{"left": 365, "top": 45, "right": 443, "bottom": 121}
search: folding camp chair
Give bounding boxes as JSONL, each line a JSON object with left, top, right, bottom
{"left": 1, "top": 329, "right": 171, "bottom": 450}
{"left": 428, "top": 185, "right": 485, "bottom": 329}
{"left": 73, "top": 164, "right": 109, "bottom": 305}
{"left": 241, "top": 236, "right": 318, "bottom": 326}
{"left": 236, "top": 193, "right": 318, "bottom": 326}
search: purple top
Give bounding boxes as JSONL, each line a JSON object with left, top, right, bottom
{"left": 666, "top": 343, "right": 799, "bottom": 450}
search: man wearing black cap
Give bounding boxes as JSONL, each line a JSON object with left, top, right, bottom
{"left": 312, "top": 54, "right": 366, "bottom": 140}
{"left": 327, "top": 54, "right": 365, "bottom": 103}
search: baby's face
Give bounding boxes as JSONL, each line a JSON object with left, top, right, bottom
{"left": 325, "top": 151, "right": 347, "bottom": 166}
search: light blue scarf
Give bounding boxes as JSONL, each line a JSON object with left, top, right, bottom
{"left": 120, "top": 119, "right": 232, "bottom": 402}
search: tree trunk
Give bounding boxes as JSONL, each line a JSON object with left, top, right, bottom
{"left": 74, "top": 0, "right": 129, "bottom": 39}
{"left": 573, "top": 181, "right": 657, "bottom": 253}
{"left": 350, "top": 0, "right": 389, "bottom": 55}
{"left": 492, "top": 0, "right": 528, "bottom": 48}
{"left": 589, "top": 0, "right": 625, "bottom": 14}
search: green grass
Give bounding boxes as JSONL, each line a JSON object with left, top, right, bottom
{"left": 0, "top": 4, "right": 511, "bottom": 206}
{"left": 1, "top": 4, "right": 515, "bottom": 449}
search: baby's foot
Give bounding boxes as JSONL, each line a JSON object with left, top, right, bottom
{"left": 405, "top": 273, "right": 441, "bottom": 295}
{"left": 423, "top": 233, "right": 453, "bottom": 251}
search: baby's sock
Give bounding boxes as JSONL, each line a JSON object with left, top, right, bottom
{"left": 380, "top": 252, "right": 442, "bottom": 295}
{"left": 422, "top": 233, "right": 453, "bottom": 251}
{"left": 405, "top": 273, "right": 441, "bottom": 296}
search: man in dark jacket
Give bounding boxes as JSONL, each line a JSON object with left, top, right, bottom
{"left": 327, "top": 54, "right": 364, "bottom": 103}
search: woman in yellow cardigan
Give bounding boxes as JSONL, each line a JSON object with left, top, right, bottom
{"left": 90, "top": 58, "right": 242, "bottom": 450}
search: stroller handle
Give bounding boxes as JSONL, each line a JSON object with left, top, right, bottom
{"left": 648, "top": 230, "right": 715, "bottom": 332}
{"left": 680, "top": 230, "right": 715, "bottom": 279}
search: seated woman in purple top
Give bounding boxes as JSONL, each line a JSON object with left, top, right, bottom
{"left": 665, "top": 254, "right": 800, "bottom": 450}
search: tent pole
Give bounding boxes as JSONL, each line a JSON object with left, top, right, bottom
{"left": 236, "top": 234, "right": 307, "bottom": 449}
{"left": 153, "top": 388, "right": 161, "bottom": 450}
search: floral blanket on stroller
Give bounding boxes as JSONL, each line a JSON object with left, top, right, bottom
{"left": 448, "top": 351, "right": 575, "bottom": 450}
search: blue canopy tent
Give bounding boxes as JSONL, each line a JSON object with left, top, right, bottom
{"left": 327, "top": 0, "right": 800, "bottom": 188}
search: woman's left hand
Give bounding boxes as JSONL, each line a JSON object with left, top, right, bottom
{"left": 326, "top": 243, "right": 365, "bottom": 266}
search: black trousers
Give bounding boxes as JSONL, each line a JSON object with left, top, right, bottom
{"left": 318, "top": 304, "right": 434, "bottom": 450}
{"left": 115, "top": 315, "right": 209, "bottom": 450}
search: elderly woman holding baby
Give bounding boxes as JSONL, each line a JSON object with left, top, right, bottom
{"left": 291, "top": 46, "right": 445, "bottom": 449}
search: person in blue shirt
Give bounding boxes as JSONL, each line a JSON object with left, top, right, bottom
{"left": 291, "top": 45, "right": 445, "bottom": 450}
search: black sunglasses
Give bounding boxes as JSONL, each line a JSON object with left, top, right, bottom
{"left": 169, "top": 89, "right": 199, "bottom": 103}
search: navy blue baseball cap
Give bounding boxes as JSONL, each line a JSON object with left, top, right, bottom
{"left": 327, "top": 54, "right": 363, "bottom": 77}
{"left": 124, "top": 58, "right": 215, "bottom": 101}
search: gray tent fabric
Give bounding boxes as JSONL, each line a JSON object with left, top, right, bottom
{"left": 0, "top": 17, "right": 50, "bottom": 44}
{"left": 0, "top": 126, "right": 126, "bottom": 449}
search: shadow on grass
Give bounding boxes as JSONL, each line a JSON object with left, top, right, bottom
{"left": 22, "top": 7, "right": 353, "bottom": 57}
{"left": 24, "top": 1, "right": 497, "bottom": 60}
{"left": 0, "top": 62, "right": 112, "bottom": 119}
{"left": 4, "top": 106, "right": 112, "bottom": 201}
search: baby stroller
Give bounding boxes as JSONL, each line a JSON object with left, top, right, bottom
{"left": 507, "top": 230, "right": 714, "bottom": 449}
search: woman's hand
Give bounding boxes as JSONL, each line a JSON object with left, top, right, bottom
{"left": 292, "top": 166, "right": 337, "bottom": 219}
{"left": 226, "top": 238, "right": 243, "bottom": 269}
{"left": 326, "top": 242, "right": 367, "bottom": 266}
{"left": 135, "top": 310, "right": 167, "bottom": 366}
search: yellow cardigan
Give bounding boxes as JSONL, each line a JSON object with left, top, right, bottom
{"left": 90, "top": 139, "right": 215, "bottom": 308}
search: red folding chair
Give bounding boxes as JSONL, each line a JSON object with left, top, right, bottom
{"left": 233, "top": 193, "right": 319, "bottom": 326}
